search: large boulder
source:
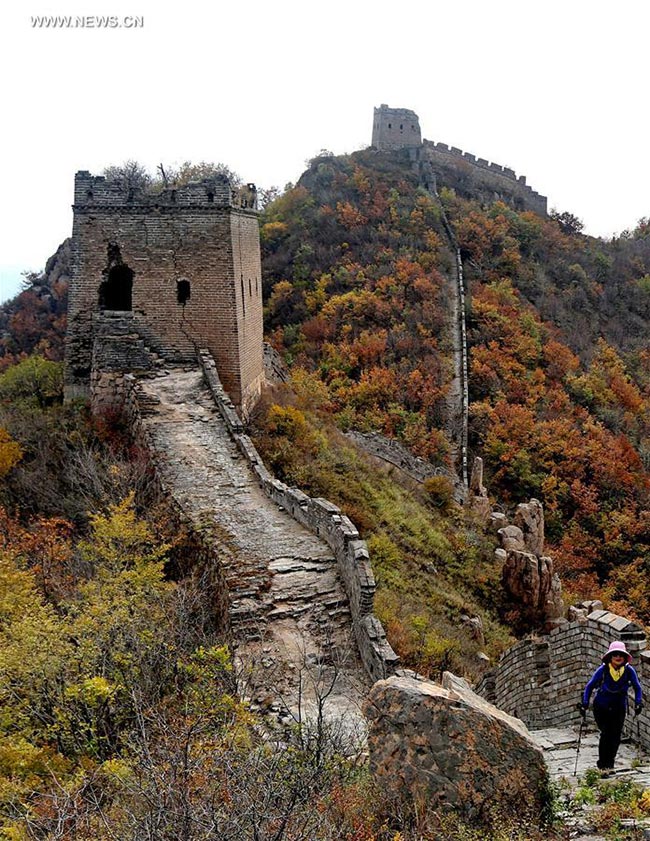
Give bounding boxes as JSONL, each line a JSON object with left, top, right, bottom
{"left": 363, "top": 672, "right": 550, "bottom": 823}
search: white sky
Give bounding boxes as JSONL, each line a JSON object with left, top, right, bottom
{"left": 1, "top": 0, "right": 649, "bottom": 303}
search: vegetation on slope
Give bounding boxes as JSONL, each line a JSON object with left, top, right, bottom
{"left": 0, "top": 240, "right": 70, "bottom": 372}
{"left": 258, "top": 149, "right": 650, "bottom": 624}
{"left": 0, "top": 359, "right": 550, "bottom": 841}
{"left": 3, "top": 147, "right": 650, "bottom": 837}
{"left": 252, "top": 373, "right": 513, "bottom": 679}
{"left": 262, "top": 150, "right": 454, "bottom": 464}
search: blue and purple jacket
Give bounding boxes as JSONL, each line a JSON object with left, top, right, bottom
{"left": 582, "top": 663, "right": 642, "bottom": 710}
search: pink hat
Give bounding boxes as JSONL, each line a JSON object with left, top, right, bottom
{"left": 602, "top": 641, "right": 632, "bottom": 663}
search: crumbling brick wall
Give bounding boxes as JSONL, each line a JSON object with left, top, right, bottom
{"left": 65, "top": 171, "right": 263, "bottom": 416}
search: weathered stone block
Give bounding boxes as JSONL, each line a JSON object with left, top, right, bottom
{"left": 364, "top": 673, "right": 549, "bottom": 822}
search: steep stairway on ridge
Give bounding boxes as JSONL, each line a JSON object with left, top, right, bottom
{"left": 137, "top": 367, "right": 369, "bottom": 736}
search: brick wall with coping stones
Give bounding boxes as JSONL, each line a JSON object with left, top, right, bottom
{"left": 476, "top": 611, "right": 650, "bottom": 746}
{"left": 422, "top": 141, "right": 548, "bottom": 216}
{"left": 198, "top": 350, "right": 400, "bottom": 684}
{"left": 65, "top": 171, "right": 264, "bottom": 416}
{"left": 371, "top": 105, "right": 547, "bottom": 217}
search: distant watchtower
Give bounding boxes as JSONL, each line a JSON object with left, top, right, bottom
{"left": 65, "top": 171, "right": 264, "bottom": 416}
{"left": 372, "top": 104, "right": 422, "bottom": 151}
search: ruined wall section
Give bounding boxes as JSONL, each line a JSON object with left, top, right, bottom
{"left": 422, "top": 140, "right": 547, "bottom": 216}
{"left": 66, "top": 171, "right": 263, "bottom": 413}
{"left": 476, "top": 610, "right": 650, "bottom": 746}
{"left": 230, "top": 212, "right": 264, "bottom": 416}
{"left": 198, "top": 351, "right": 399, "bottom": 683}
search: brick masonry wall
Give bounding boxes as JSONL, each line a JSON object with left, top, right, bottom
{"left": 230, "top": 213, "right": 264, "bottom": 415}
{"left": 372, "top": 105, "right": 422, "bottom": 151}
{"left": 476, "top": 610, "right": 650, "bottom": 745}
{"left": 422, "top": 141, "right": 548, "bottom": 216}
{"left": 198, "top": 351, "right": 400, "bottom": 683}
{"left": 65, "top": 171, "right": 264, "bottom": 414}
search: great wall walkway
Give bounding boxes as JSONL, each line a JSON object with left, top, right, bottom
{"left": 532, "top": 725, "right": 650, "bottom": 839}
{"left": 137, "top": 367, "right": 369, "bottom": 739}
{"left": 534, "top": 724, "right": 650, "bottom": 783}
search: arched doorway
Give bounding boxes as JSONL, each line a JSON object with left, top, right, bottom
{"left": 99, "top": 264, "right": 134, "bottom": 311}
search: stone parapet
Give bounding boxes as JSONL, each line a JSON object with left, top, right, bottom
{"left": 422, "top": 139, "right": 547, "bottom": 216}
{"left": 198, "top": 350, "right": 400, "bottom": 682}
{"left": 475, "top": 609, "right": 650, "bottom": 745}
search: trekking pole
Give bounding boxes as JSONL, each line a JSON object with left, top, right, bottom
{"left": 574, "top": 705, "right": 586, "bottom": 777}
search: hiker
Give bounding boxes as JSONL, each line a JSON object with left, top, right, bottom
{"left": 579, "top": 641, "right": 643, "bottom": 772}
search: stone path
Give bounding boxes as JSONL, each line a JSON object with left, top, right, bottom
{"left": 532, "top": 725, "right": 650, "bottom": 839}
{"left": 533, "top": 724, "right": 650, "bottom": 781}
{"left": 138, "top": 367, "right": 369, "bottom": 741}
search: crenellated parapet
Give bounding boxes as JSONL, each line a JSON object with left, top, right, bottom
{"left": 74, "top": 171, "right": 257, "bottom": 211}
{"left": 371, "top": 105, "right": 547, "bottom": 217}
{"left": 422, "top": 140, "right": 547, "bottom": 216}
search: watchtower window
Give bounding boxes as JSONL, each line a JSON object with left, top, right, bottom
{"left": 99, "top": 264, "right": 133, "bottom": 312}
{"left": 177, "top": 278, "right": 191, "bottom": 305}
{"left": 207, "top": 191, "right": 214, "bottom": 203}
{"left": 388, "top": 123, "right": 392, "bottom": 129}
{"left": 86, "top": 190, "right": 93, "bottom": 201}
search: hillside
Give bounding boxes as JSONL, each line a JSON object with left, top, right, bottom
{"left": 0, "top": 239, "right": 70, "bottom": 370}
{"left": 257, "top": 148, "right": 650, "bottom": 622}
{"left": 2, "top": 148, "right": 650, "bottom": 838}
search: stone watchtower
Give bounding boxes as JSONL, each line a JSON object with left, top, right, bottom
{"left": 371, "top": 104, "right": 422, "bottom": 151}
{"left": 64, "top": 171, "right": 264, "bottom": 415}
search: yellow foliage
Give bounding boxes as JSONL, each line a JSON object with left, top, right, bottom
{"left": 640, "top": 788, "right": 650, "bottom": 814}
{"left": 0, "top": 429, "right": 22, "bottom": 478}
{"left": 260, "top": 220, "right": 288, "bottom": 244}
{"left": 265, "top": 404, "right": 310, "bottom": 440}
{"left": 79, "top": 492, "right": 169, "bottom": 575}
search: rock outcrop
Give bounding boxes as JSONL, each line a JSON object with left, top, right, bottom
{"left": 498, "top": 499, "right": 564, "bottom": 631}
{"left": 502, "top": 551, "right": 564, "bottom": 630}
{"left": 464, "top": 456, "right": 492, "bottom": 521}
{"left": 514, "top": 498, "right": 545, "bottom": 556}
{"left": 364, "top": 672, "right": 549, "bottom": 822}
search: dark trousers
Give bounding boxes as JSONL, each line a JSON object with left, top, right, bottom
{"left": 593, "top": 704, "right": 626, "bottom": 769}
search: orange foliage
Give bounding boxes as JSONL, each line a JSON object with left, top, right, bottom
{"left": 0, "top": 507, "right": 75, "bottom": 602}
